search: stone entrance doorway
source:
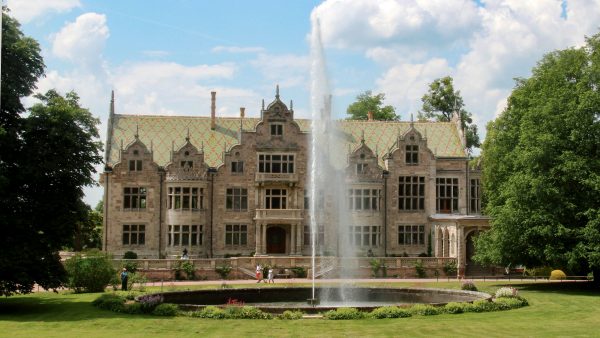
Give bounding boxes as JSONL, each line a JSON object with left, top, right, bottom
{"left": 266, "top": 226, "right": 286, "bottom": 254}
{"left": 465, "top": 231, "right": 487, "bottom": 276}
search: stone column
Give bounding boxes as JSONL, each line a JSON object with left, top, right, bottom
{"left": 297, "top": 222, "right": 302, "bottom": 254}
{"left": 290, "top": 224, "right": 296, "bottom": 255}
{"left": 255, "top": 222, "right": 261, "bottom": 255}
{"left": 457, "top": 225, "right": 465, "bottom": 279}
{"left": 262, "top": 224, "right": 267, "bottom": 255}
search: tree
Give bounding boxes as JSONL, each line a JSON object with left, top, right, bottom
{"left": 419, "top": 76, "right": 480, "bottom": 150}
{"left": 72, "top": 202, "right": 103, "bottom": 251}
{"left": 474, "top": 33, "right": 600, "bottom": 285}
{"left": 346, "top": 90, "right": 399, "bottom": 121}
{"left": 0, "top": 87, "right": 103, "bottom": 295}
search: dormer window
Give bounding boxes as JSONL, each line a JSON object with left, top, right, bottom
{"left": 231, "top": 161, "right": 244, "bottom": 173}
{"left": 270, "top": 123, "right": 283, "bottom": 136}
{"left": 129, "top": 160, "right": 143, "bottom": 171}
{"left": 180, "top": 161, "right": 193, "bottom": 168}
{"left": 406, "top": 145, "right": 419, "bottom": 165}
{"left": 356, "top": 163, "right": 367, "bottom": 174}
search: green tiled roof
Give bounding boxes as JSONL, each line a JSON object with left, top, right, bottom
{"left": 107, "top": 114, "right": 466, "bottom": 168}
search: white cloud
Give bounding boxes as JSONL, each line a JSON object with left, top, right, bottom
{"left": 141, "top": 50, "right": 171, "bottom": 58}
{"left": 212, "top": 46, "right": 266, "bottom": 53}
{"left": 8, "top": 0, "right": 80, "bottom": 23}
{"left": 51, "top": 13, "right": 109, "bottom": 66}
{"left": 250, "top": 53, "right": 309, "bottom": 89}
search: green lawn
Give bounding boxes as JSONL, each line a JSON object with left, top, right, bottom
{"left": 1, "top": 282, "right": 598, "bottom": 338}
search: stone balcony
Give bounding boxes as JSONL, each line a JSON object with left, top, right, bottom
{"left": 255, "top": 173, "right": 299, "bottom": 184}
{"left": 254, "top": 209, "right": 303, "bottom": 222}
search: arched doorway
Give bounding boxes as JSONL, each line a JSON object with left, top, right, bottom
{"left": 465, "top": 230, "right": 487, "bottom": 276}
{"left": 266, "top": 226, "right": 286, "bottom": 254}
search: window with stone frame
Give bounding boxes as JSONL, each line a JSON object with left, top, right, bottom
{"left": 398, "top": 176, "right": 425, "bottom": 211}
{"left": 270, "top": 123, "right": 283, "bottom": 136}
{"left": 304, "top": 189, "right": 325, "bottom": 210}
{"left": 349, "top": 225, "right": 380, "bottom": 247}
{"left": 356, "top": 163, "right": 368, "bottom": 175}
{"left": 123, "top": 187, "right": 147, "bottom": 210}
{"left": 265, "top": 188, "right": 287, "bottom": 209}
{"left": 122, "top": 224, "right": 145, "bottom": 245}
{"left": 225, "top": 224, "right": 247, "bottom": 246}
{"left": 180, "top": 160, "right": 193, "bottom": 168}
{"left": 348, "top": 189, "right": 380, "bottom": 211}
{"left": 405, "top": 145, "right": 419, "bottom": 165}
{"left": 129, "top": 160, "right": 143, "bottom": 171}
{"left": 231, "top": 161, "right": 244, "bottom": 174}
{"left": 303, "top": 225, "right": 325, "bottom": 246}
{"left": 226, "top": 188, "right": 248, "bottom": 211}
{"left": 398, "top": 225, "right": 425, "bottom": 245}
{"left": 470, "top": 178, "right": 481, "bottom": 214}
{"left": 168, "top": 187, "right": 203, "bottom": 210}
{"left": 168, "top": 225, "right": 202, "bottom": 246}
{"left": 258, "top": 153, "right": 295, "bottom": 173}
{"left": 436, "top": 178, "right": 459, "bottom": 213}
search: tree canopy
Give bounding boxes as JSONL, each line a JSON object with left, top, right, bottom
{"left": 346, "top": 90, "right": 399, "bottom": 121}
{"left": 0, "top": 9, "right": 103, "bottom": 295}
{"left": 474, "top": 33, "right": 600, "bottom": 283}
{"left": 418, "top": 76, "right": 480, "bottom": 150}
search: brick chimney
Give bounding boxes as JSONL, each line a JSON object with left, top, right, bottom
{"left": 210, "top": 91, "right": 216, "bottom": 130}
{"left": 367, "top": 111, "right": 373, "bottom": 121}
{"left": 240, "top": 107, "right": 245, "bottom": 118}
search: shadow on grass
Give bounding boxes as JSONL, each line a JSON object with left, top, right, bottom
{"left": 0, "top": 294, "right": 153, "bottom": 323}
{"left": 489, "top": 281, "right": 599, "bottom": 295}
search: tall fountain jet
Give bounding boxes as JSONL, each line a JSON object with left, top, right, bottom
{"left": 309, "top": 15, "right": 357, "bottom": 306}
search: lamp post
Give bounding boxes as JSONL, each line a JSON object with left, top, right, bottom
{"left": 208, "top": 167, "right": 218, "bottom": 258}
{"left": 382, "top": 170, "right": 389, "bottom": 257}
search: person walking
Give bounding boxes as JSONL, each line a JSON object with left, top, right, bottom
{"left": 256, "top": 264, "right": 262, "bottom": 283}
{"left": 267, "top": 268, "right": 274, "bottom": 283}
{"left": 120, "top": 268, "right": 129, "bottom": 291}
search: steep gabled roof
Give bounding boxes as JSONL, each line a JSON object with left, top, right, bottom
{"left": 107, "top": 114, "right": 466, "bottom": 168}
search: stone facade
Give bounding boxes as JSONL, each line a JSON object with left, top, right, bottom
{"left": 101, "top": 89, "right": 489, "bottom": 275}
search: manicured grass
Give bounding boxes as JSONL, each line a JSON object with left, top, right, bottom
{"left": 1, "top": 281, "right": 598, "bottom": 338}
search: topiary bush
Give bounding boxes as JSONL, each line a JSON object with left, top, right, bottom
{"left": 279, "top": 310, "right": 304, "bottom": 320}
{"left": 369, "top": 306, "right": 412, "bottom": 319}
{"left": 550, "top": 270, "right": 567, "bottom": 280}
{"left": 65, "top": 253, "right": 116, "bottom": 293}
{"left": 324, "top": 307, "right": 365, "bottom": 320}
{"left": 123, "top": 251, "right": 138, "bottom": 259}
{"left": 409, "top": 304, "right": 441, "bottom": 316}
{"left": 461, "top": 280, "right": 478, "bottom": 291}
{"left": 152, "top": 303, "right": 179, "bottom": 316}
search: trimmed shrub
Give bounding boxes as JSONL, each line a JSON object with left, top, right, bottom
{"left": 291, "top": 267, "right": 307, "bottom": 278}
{"left": 181, "top": 260, "right": 195, "bottom": 280}
{"left": 494, "top": 297, "right": 529, "bottom": 309}
{"left": 415, "top": 260, "right": 427, "bottom": 278}
{"left": 92, "top": 293, "right": 125, "bottom": 312}
{"left": 152, "top": 303, "right": 179, "bottom": 316}
{"left": 122, "top": 302, "right": 143, "bottom": 314}
{"left": 279, "top": 310, "right": 305, "bottom": 320}
{"left": 192, "top": 306, "right": 227, "bottom": 319}
{"left": 123, "top": 251, "right": 138, "bottom": 259}
{"left": 224, "top": 306, "right": 272, "bottom": 319}
{"left": 444, "top": 302, "right": 470, "bottom": 314}
{"left": 409, "top": 304, "right": 441, "bottom": 316}
{"left": 122, "top": 260, "right": 138, "bottom": 274}
{"left": 65, "top": 253, "right": 116, "bottom": 293}
{"left": 215, "top": 265, "right": 232, "bottom": 280}
{"left": 324, "top": 307, "right": 365, "bottom": 320}
{"left": 472, "top": 299, "right": 499, "bottom": 312}
{"left": 495, "top": 287, "right": 519, "bottom": 298}
{"left": 369, "top": 306, "right": 412, "bottom": 319}
{"left": 127, "top": 272, "right": 148, "bottom": 291}
{"left": 550, "top": 270, "right": 567, "bottom": 280}
{"left": 461, "top": 280, "right": 478, "bottom": 291}
{"left": 524, "top": 266, "right": 552, "bottom": 277}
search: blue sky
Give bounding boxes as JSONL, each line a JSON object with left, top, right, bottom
{"left": 7, "top": 0, "right": 600, "bottom": 206}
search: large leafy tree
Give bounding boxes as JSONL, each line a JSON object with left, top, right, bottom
{"left": 419, "top": 76, "right": 480, "bottom": 150}
{"left": 72, "top": 202, "right": 103, "bottom": 252}
{"left": 474, "top": 34, "right": 600, "bottom": 284}
{"left": 346, "top": 90, "right": 399, "bottom": 121}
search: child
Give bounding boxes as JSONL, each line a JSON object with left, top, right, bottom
{"left": 256, "top": 264, "right": 262, "bottom": 283}
{"left": 267, "top": 268, "right": 274, "bottom": 283}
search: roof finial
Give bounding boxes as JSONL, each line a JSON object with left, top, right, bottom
{"left": 120, "top": 139, "right": 123, "bottom": 150}
{"left": 135, "top": 124, "right": 139, "bottom": 139}
{"left": 361, "top": 129, "right": 365, "bottom": 144}
{"left": 290, "top": 100, "right": 293, "bottom": 109}
{"left": 262, "top": 99, "right": 265, "bottom": 110}
{"left": 275, "top": 84, "right": 280, "bottom": 100}
{"left": 150, "top": 140, "right": 153, "bottom": 152}
{"left": 110, "top": 90, "right": 115, "bottom": 116}
{"left": 201, "top": 141, "right": 204, "bottom": 152}
{"left": 186, "top": 127, "right": 190, "bottom": 142}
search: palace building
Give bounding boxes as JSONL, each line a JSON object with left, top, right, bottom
{"left": 101, "top": 88, "right": 489, "bottom": 275}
